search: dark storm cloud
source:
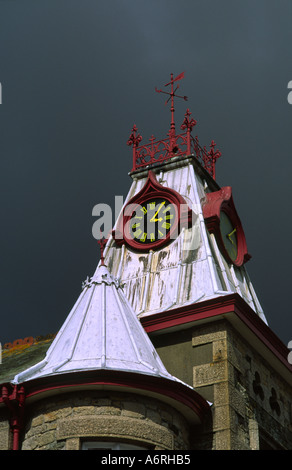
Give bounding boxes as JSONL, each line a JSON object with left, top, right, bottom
{"left": 0, "top": 0, "right": 291, "bottom": 347}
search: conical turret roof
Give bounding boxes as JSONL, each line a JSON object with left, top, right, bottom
{"left": 12, "top": 261, "right": 210, "bottom": 424}
{"left": 12, "top": 264, "right": 180, "bottom": 383}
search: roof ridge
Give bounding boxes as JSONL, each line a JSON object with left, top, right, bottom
{"left": 3, "top": 334, "right": 56, "bottom": 350}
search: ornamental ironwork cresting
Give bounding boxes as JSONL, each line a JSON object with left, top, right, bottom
{"left": 127, "top": 73, "right": 221, "bottom": 180}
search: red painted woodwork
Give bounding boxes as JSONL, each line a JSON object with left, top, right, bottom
{"left": 1, "top": 384, "right": 25, "bottom": 450}
{"left": 0, "top": 367, "right": 209, "bottom": 450}
{"left": 22, "top": 370, "right": 210, "bottom": 423}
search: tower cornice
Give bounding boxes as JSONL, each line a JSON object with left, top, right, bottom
{"left": 140, "top": 293, "right": 292, "bottom": 385}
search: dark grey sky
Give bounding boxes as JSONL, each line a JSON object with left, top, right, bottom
{"left": 0, "top": 1, "right": 291, "bottom": 348}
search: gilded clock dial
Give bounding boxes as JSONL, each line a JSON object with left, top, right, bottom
{"left": 220, "top": 211, "right": 238, "bottom": 262}
{"left": 129, "top": 198, "right": 176, "bottom": 244}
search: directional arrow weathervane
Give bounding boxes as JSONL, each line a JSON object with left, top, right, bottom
{"left": 155, "top": 72, "right": 188, "bottom": 139}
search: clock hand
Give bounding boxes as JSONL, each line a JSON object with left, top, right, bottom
{"left": 227, "top": 236, "right": 235, "bottom": 246}
{"left": 150, "top": 202, "right": 165, "bottom": 222}
{"left": 151, "top": 217, "right": 163, "bottom": 222}
{"left": 226, "top": 228, "right": 237, "bottom": 245}
{"left": 228, "top": 228, "right": 237, "bottom": 237}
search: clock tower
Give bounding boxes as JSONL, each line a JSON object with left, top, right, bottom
{"left": 1, "top": 74, "right": 291, "bottom": 451}
{"left": 100, "top": 73, "right": 292, "bottom": 450}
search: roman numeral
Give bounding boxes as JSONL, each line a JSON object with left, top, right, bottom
{"left": 140, "top": 232, "right": 147, "bottom": 242}
{"left": 134, "top": 228, "right": 142, "bottom": 238}
{"left": 163, "top": 205, "right": 172, "bottom": 213}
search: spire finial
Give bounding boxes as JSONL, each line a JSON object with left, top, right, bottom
{"left": 155, "top": 72, "right": 188, "bottom": 144}
{"left": 207, "top": 140, "right": 221, "bottom": 180}
{"left": 97, "top": 236, "right": 107, "bottom": 266}
{"left": 127, "top": 125, "right": 142, "bottom": 171}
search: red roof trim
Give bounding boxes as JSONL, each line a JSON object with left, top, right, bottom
{"left": 140, "top": 294, "right": 292, "bottom": 373}
{"left": 22, "top": 370, "right": 210, "bottom": 423}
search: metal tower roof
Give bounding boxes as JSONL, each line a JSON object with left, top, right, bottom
{"left": 12, "top": 264, "right": 179, "bottom": 384}
{"left": 103, "top": 158, "right": 268, "bottom": 325}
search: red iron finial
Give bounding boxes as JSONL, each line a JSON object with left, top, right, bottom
{"left": 206, "top": 140, "right": 222, "bottom": 180}
{"left": 181, "top": 108, "right": 197, "bottom": 155}
{"left": 181, "top": 108, "right": 197, "bottom": 132}
{"left": 127, "top": 125, "right": 142, "bottom": 171}
{"left": 128, "top": 75, "right": 221, "bottom": 180}
{"left": 97, "top": 236, "right": 107, "bottom": 266}
{"left": 155, "top": 72, "right": 187, "bottom": 144}
{"left": 127, "top": 125, "right": 142, "bottom": 147}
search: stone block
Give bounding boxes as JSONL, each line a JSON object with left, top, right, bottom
{"left": 193, "top": 361, "right": 228, "bottom": 387}
{"left": 65, "top": 437, "right": 80, "bottom": 450}
{"left": 44, "top": 410, "right": 61, "bottom": 423}
{"left": 192, "top": 322, "right": 228, "bottom": 347}
{"left": 146, "top": 408, "right": 161, "bottom": 425}
{"left": 214, "top": 429, "right": 231, "bottom": 450}
{"left": 73, "top": 406, "right": 96, "bottom": 415}
{"left": 212, "top": 404, "right": 230, "bottom": 432}
{"left": 0, "top": 423, "right": 10, "bottom": 450}
{"left": 21, "top": 435, "right": 38, "bottom": 450}
{"left": 95, "top": 405, "right": 121, "bottom": 416}
{"left": 36, "top": 430, "right": 56, "bottom": 448}
{"left": 229, "top": 385, "right": 247, "bottom": 418}
{"left": 56, "top": 415, "right": 173, "bottom": 449}
{"left": 121, "top": 401, "right": 146, "bottom": 419}
{"left": 214, "top": 381, "right": 229, "bottom": 406}
{"left": 212, "top": 339, "right": 228, "bottom": 362}
{"left": 31, "top": 415, "right": 44, "bottom": 428}
{"left": 248, "top": 418, "right": 259, "bottom": 450}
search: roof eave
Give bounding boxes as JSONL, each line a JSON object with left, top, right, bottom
{"left": 14, "top": 369, "right": 210, "bottom": 425}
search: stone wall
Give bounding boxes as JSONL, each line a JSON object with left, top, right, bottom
{"left": 191, "top": 320, "right": 292, "bottom": 450}
{"left": 20, "top": 391, "right": 190, "bottom": 450}
{"left": 2, "top": 317, "right": 291, "bottom": 451}
{"left": 0, "top": 409, "right": 11, "bottom": 450}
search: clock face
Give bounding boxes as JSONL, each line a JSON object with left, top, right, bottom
{"left": 128, "top": 197, "right": 177, "bottom": 245}
{"left": 220, "top": 211, "right": 238, "bottom": 262}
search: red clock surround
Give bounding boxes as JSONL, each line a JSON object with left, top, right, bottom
{"left": 202, "top": 186, "right": 251, "bottom": 266}
{"left": 113, "top": 171, "right": 193, "bottom": 252}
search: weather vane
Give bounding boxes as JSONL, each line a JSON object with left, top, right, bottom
{"left": 155, "top": 72, "right": 188, "bottom": 140}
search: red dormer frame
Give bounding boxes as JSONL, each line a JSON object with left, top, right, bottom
{"left": 202, "top": 186, "right": 251, "bottom": 266}
{"left": 113, "top": 171, "right": 194, "bottom": 252}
